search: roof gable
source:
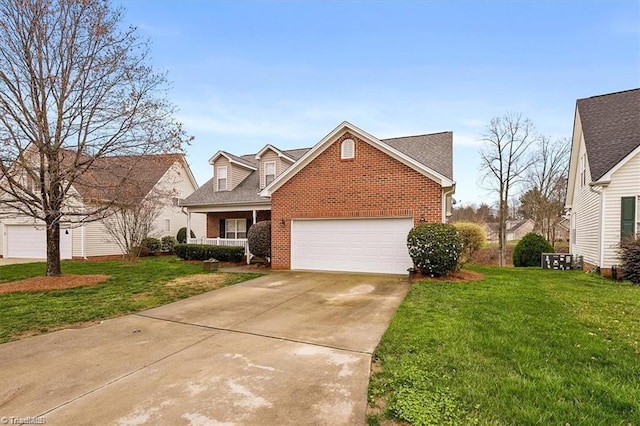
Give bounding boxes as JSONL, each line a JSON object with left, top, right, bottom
{"left": 577, "top": 88, "right": 640, "bottom": 181}
{"left": 73, "top": 153, "right": 187, "bottom": 203}
{"left": 255, "top": 144, "right": 296, "bottom": 163}
{"left": 260, "top": 121, "right": 454, "bottom": 197}
{"left": 208, "top": 151, "right": 257, "bottom": 170}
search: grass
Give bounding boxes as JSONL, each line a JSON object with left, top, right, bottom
{"left": 368, "top": 267, "right": 640, "bottom": 425}
{"left": 0, "top": 257, "right": 262, "bottom": 344}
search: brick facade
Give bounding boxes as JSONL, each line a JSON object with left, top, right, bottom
{"left": 206, "top": 210, "right": 271, "bottom": 238}
{"left": 270, "top": 132, "right": 443, "bottom": 269}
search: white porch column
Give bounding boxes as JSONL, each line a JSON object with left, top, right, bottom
{"left": 248, "top": 209, "right": 257, "bottom": 265}
{"left": 187, "top": 212, "right": 192, "bottom": 243}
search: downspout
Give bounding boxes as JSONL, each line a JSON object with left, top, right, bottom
{"left": 589, "top": 181, "right": 610, "bottom": 268}
{"left": 441, "top": 184, "right": 456, "bottom": 223}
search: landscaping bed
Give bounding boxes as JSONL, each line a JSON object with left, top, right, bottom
{"left": 0, "top": 275, "right": 110, "bottom": 294}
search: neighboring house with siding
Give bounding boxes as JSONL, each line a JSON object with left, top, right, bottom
{"left": 183, "top": 121, "right": 455, "bottom": 275}
{"left": 483, "top": 219, "right": 535, "bottom": 243}
{"left": 0, "top": 154, "right": 205, "bottom": 259}
{"left": 565, "top": 88, "right": 640, "bottom": 273}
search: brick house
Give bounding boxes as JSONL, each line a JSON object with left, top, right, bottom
{"left": 182, "top": 121, "right": 455, "bottom": 274}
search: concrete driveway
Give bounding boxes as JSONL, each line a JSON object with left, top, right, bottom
{"left": 0, "top": 258, "right": 44, "bottom": 265}
{"left": 0, "top": 271, "right": 410, "bottom": 425}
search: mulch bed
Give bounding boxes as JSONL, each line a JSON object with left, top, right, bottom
{"left": 0, "top": 275, "right": 110, "bottom": 294}
{"left": 411, "top": 269, "right": 484, "bottom": 283}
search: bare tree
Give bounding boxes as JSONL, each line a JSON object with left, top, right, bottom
{"left": 0, "top": 0, "right": 188, "bottom": 275}
{"left": 102, "top": 189, "right": 167, "bottom": 264}
{"left": 479, "top": 113, "right": 536, "bottom": 266}
{"left": 520, "top": 136, "right": 570, "bottom": 246}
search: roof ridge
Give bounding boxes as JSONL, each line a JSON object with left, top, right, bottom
{"left": 239, "top": 146, "right": 311, "bottom": 158}
{"left": 381, "top": 131, "right": 452, "bottom": 140}
{"left": 578, "top": 87, "right": 640, "bottom": 102}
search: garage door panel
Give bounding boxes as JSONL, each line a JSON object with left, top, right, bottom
{"left": 291, "top": 218, "right": 413, "bottom": 274}
{"left": 6, "top": 225, "right": 72, "bottom": 259}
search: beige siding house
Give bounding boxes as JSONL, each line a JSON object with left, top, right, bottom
{"left": 1, "top": 154, "right": 205, "bottom": 259}
{"left": 565, "top": 88, "right": 640, "bottom": 273}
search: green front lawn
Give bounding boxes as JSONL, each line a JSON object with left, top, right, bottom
{"left": 368, "top": 267, "right": 640, "bottom": 425}
{"left": 0, "top": 257, "right": 261, "bottom": 344}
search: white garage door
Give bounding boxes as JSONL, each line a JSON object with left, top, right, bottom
{"left": 291, "top": 218, "right": 414, "bottom": 274}
{"left": 6, "top": 225, "right": 72, "bottom": 259}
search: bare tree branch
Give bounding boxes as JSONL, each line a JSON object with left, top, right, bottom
{"left": 478, "top": 113, "right": 536, "bottom": 266}
{"left": 0, "top": 0, "right": 191, "bottom": 276}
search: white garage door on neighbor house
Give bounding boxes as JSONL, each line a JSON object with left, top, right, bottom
{"left": 5, "top": 225, "right": 72, "bottom": 259}
{"left": 290, "top": 218, "right": 414, "bottom": 275}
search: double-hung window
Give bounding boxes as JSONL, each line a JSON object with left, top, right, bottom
{"left": 217, "top": 166, "right": 228, "bottom": 191}
{"left": 264, "top": 161, "right": 276, "bottom": 187}
{"left": 225, "top": 219, "right": 247, "bottom": 239}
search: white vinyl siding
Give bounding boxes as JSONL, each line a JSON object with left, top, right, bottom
{"left": 569, "top": 136, "right": 601, "bottom": 267}
{"left": 600, "top": 151, "right": 640, "bottom": 267}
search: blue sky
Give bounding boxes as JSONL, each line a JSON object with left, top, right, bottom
{"left": 119, "top": 0, "right": 640, "bottom": 206}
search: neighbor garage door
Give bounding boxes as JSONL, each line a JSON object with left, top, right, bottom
{"left": 6, "top": 225, "right": 72, "bottom": 259}
{"left": 291, "top": 218, "right": 414, "bottom": 274}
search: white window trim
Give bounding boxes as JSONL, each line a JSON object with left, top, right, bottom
{"left": 263, "top": 161, "right": 276, "bottom": 188}
{"left": 225, "top": 218, "right": 247, "bottom": 239}
{"left": 164, "top": 219, "right": 171, "bottom": 233}
{"left": 341, "top": 138, "right": 355, "bottom": 159}
{"left": 217, "top": 166, "right": 228, "bottom": 191}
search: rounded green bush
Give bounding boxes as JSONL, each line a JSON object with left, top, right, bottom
{"left": 176, "top": 227, "right": 196, "bottom": 244}
{"left": 513, "top": 232, "right": 553, "bottom": 267}
{"left": 453, "top": 221, "right": 486, "bottom": 267}
{"left": 407, "top": 223, "right": 462, "bottom": 277}
{"left": 248, "top": 220, "right": 271, "bottom": 260}
{"left": 141, "top": 237, "right": 161, "bottom": 254}
{"left": 161, "top": 236, "right": 177, "bottom": 253}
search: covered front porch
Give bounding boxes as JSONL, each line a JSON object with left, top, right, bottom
{"left": 185, "top": 205, "right": 271, "bottom": 264}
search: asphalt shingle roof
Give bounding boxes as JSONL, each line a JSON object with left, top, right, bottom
{"left": 182, "top": 171, "right": 270, "bottom": 206}
{"left": 183, "top": 131, "right": 453, "bottom": 207}
{"left": 73, "top": 154, "right": 183, "bottom": 204}
{"left": 381, "top": 132, "right": 453, "bottom": 180}
{"left": 577, "top": 88, "right": 640, "bottom": 181}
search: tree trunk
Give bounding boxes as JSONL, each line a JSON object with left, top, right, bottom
{"left": 498, "top": 199, "right": 506, "bottom": 267}
{"left": 46, "top": 218, "right": 62, "bottom": 276}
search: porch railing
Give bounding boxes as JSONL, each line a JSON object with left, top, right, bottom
{"left": 187, "top": 237, "right": 252, "bottom": 264}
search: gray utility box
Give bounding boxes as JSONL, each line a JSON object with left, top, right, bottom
{"left": 541, "top": 253, "right": 573, "bottom": 270}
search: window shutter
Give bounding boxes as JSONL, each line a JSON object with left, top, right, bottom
{"left": 246, "top": 218, "right": 252, "bottom": 232}
{"left": 219, "top": 219, "right": 226, "bottom": 238}
{"left": 621, "top": 197, "right": 636, "bottom": 239}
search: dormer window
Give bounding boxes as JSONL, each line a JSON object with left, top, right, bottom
{"left": 264, "top": 161, "right": 276, "bottom": 187}
{"left": 217, "top": 166, "right": 227, "bottom": 191}
{"left": 341, "top": 139, "right": 355, "bottom": 159}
